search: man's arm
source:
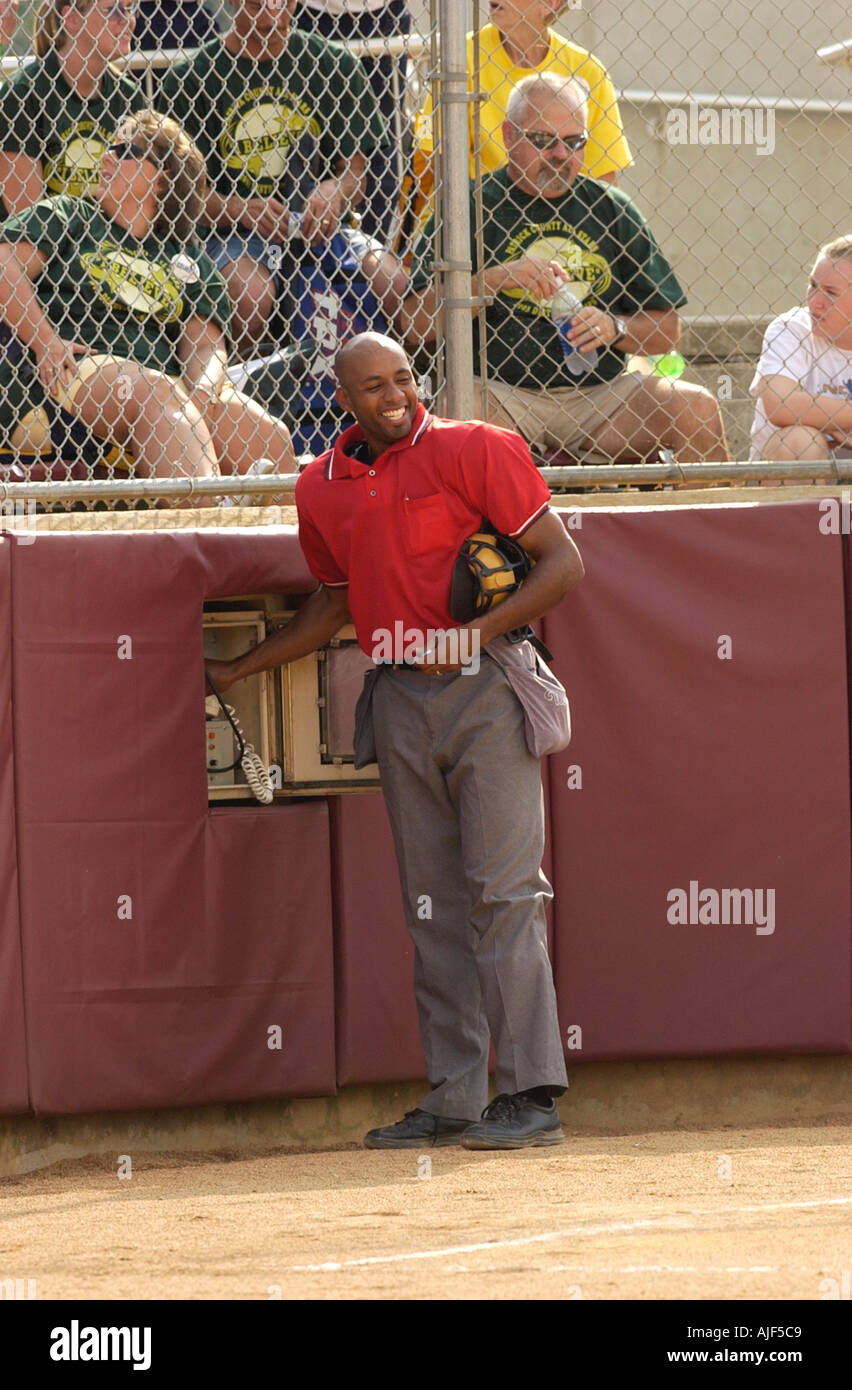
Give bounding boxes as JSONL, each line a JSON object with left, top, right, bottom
{"left": 398, "top": 254, "right": 680, "bottom": 356}
{"left": 205, "top": 585, "right": 351, "bottom": 693}
{"left": 0, "top": 0, "right": 17, "bottom": 48}
{"left": 571, "top": 306, "right": 681, "bottom": 357}
{"left": 398, "top": 256, "right": 566, "bottom": 347}
{"left": 415, "top": 511, "right": 583, "bottom": 673}
{"left": 202, "top": 189, "right": 292, "bottom": 239}
{"left": 470, "top": 510, "right": 583, "bottom": 646}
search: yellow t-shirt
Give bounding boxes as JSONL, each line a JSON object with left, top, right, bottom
{"left": 417, "top": 24, "right": 631, "bottom": 175}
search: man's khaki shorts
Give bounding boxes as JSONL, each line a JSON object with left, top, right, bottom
{"left": 474, "top": 372, "right": 648, "bottom": 464}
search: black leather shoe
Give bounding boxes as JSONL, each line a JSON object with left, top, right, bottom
{"left": 461, "top": 1093, "right": 565, "bottom": 1149}
{"left": 363, "top": 1108, "right": 472, "bottom": 1149}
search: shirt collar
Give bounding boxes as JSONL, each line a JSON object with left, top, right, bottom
{"left": 328, "top": 403, "right": 432, "bottom": 480}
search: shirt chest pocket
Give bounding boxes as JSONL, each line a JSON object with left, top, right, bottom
{"left": 403, "top": 493, "right": 451, "bottom": 555}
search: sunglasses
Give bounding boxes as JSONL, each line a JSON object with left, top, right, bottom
{"left": 103, "top": 3, "right": 137, "bottom": 22}
{"left": 520, "top": 129, "right": 588, "bottom": 154}
{"left": 106, "top": 141, "right": 153, "bottom": 163}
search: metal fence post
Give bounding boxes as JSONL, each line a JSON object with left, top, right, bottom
{"left": 437, "top": 0, "right": 475, "bottom": 421}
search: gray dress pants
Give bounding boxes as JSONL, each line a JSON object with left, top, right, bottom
{"left": 370, "top": 654, "right": 569, "bottom": 1120}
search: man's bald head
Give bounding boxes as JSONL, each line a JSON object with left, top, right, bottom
{"left": 335, "top": 333, "right": 412, "bottom": 391}
{"left": 333, "top": 333, "right": 420, "bottom": 457}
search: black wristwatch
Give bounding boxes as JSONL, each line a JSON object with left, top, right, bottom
{"left": 610, "top": 314, "right": 628, "bottom": 348}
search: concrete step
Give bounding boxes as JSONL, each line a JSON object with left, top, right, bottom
{"left": 680, "top": 315, "right": 773, "bottom": 363}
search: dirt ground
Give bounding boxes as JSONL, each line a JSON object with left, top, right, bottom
{"left": 2, "top": 1122, "right": 850, "bottom": 1301}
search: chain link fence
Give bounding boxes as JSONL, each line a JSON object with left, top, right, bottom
{"left": 0, "top": 0, "right": 850, "bottom": 508}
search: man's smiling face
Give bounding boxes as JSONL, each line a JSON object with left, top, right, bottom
{"left": 335, "top": 338, "right": 420, "bottom": 456}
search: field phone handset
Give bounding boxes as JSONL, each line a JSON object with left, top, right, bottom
{"left": 205, "top": 671, "right": 274, "bottom": 804}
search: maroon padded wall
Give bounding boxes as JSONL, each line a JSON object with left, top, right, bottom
{"left": 330, "top": 793, "right": 421, "bottom": 1086}
{"left": 544, "top": 501, "right": 852, "bottom": 1060}
{"left": 0, "top": 537, "right": 29, "bottom": 1113}
{"left": 11, "top": 529, "right": 335, "bottom": 1113}
{"left": 4, "top": 501, "right": 851, "bottom": 1116}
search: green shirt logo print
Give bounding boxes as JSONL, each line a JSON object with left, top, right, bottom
{"left": 220, "top": 88, "right": 321, "bottom": 194}
{"left": 502, "top": 223, "right": 612, "bottom": 314}
{"left": 44, "top": 122, "right": 112, "bottom": 199}
{"left": 80, "top": 245, "right": 185, "bottom": 324}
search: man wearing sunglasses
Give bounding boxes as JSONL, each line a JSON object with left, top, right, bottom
{"left": 401, "top": 73, "right": 729, "bottom": 469}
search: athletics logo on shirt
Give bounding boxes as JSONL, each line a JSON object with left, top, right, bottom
{"left": 503, "top": 221, "right": 611, "bottom": 314}
{"left": 80, "top": 242, "right": 184, "bottom": 323}
{"left": 220, "top": 87, "right": 320, "bottom": 194}
{"left": 44, "top": 122, "right": 112, "bottom": 197}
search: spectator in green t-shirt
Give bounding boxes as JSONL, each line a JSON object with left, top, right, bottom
{"left": 0, "top": 0, "right": 144, "bottom": 218}
{"left": 162, "top": 0, "right": 388, "bottom": 355}
{"left": 0, "top": 109, "right": 296, "bottom": 494}
{"left": 400, "top": 73, "right": 729, "bottom": 467}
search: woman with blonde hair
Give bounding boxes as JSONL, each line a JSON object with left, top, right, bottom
{"left": 0, "top": 109, "right": 296, "bottom": 492}
{"left": 0, "top": 0, "right": 141, "bottom": 217}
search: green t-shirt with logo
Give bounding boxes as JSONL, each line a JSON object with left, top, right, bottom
{"left": 0, "top": 50, "right": 142, "bottom": 209}
{"left": 0, "top": 195, "right": 231, "bottom": 432}
{"left": 411, "top": 168, "right": 687, "bottom": 390}
{"left": 162, "top": 31, "right": 388, "bottom": 220}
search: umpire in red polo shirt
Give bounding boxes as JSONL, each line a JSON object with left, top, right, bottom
{"left": 207, "top": 332, "right": 584, "bottom": 1150}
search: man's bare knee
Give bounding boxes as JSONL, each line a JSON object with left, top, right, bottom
{"left": 682, "top": 384, "right": 724, "bottom": 426}
{"left": 221, "top": 256, "right": 275, "bottom": 338}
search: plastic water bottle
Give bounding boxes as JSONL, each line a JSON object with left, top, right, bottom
{"left": 550, "top": 286, "right": 598, "bottom": 377}
{"left": 651, "top": 351, "right": 686, "bottom": 378}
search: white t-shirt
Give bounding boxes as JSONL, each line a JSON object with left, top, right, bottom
{"left": 749, "top": 305, "right": 852, "bottom": 457}
{"left": 297, "top": 2, "right": 394, "bottom": 14}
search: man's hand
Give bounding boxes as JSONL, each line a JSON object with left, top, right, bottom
{"left": 566, "top": 304, "right": 622, "bottom": 355}
{"left": 484, "top": 256, "right": 569, "bottom": 302}
{"left": 411, "top": 630, "right": 474, "bottom": 675}
{"left": 205, "top": 659, "right": 240, "bottom": 696}
{"left": 301, "top": 179, "right": 346, "bottom": 244}
{"left": 236, "top": 196, "right": 290, "bottom": 240}
{"left": 203, "top": 586, "right": 351, "bottom": 694}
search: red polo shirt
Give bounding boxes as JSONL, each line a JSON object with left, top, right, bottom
{"left": 295, "top": 404, "right": 551, "bottom": 654}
